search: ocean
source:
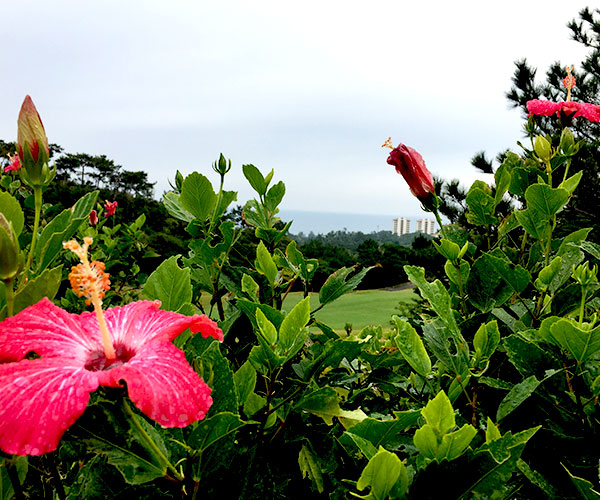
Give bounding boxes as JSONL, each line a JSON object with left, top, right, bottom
{"left": 278, "top": 209, "right": 421, "bottom": 236}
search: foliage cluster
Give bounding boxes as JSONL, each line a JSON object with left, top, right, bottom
{"left": 2, "top": 8, "right": 600, "bottom": 499}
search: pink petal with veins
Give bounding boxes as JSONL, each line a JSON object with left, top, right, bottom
{"left": 0, "top": 358, "right": 99, "bottom": 455}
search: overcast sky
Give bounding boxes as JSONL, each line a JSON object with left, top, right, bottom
{"left": 1, "top": 0, "right": 594, "bottom": 219}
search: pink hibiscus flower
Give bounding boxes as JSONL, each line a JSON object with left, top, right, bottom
{"left": 527, "top": 66, "right": 600, "bottom": 122}
{"left": 526, "top": 99, "right": 600, "bottom": 122}
{"left": 0, "top": 298, "right": 223, "bottom": 456}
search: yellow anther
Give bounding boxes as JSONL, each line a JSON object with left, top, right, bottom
{"left": 381, "top": 137, "right": 394, "bottom": 150}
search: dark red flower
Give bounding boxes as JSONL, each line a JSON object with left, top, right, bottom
{"left": 383, "top": 138, "right": 435, "bottom": 200}
{"left": 103, "top": 200, "right": 118, "bottom": 218}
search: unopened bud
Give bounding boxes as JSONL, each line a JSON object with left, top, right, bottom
{"left": 533, "top": 135, "right": 552, "bottom": 162}
{"left": 0, "top": 214, "right": 24, "bottom": 281}
{"left": 212, "top": 153, "right": 231, "bottom": 175}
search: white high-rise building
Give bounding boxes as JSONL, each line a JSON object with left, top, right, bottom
{"left": 416, "top": 218, "right": 437, "bottom": 235}
{"left": 392, "top": 217, "right": 411, "bottom": 235}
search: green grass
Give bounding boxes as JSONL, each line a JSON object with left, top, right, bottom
{"left": 283, "top": 288, "right": 417, "bottom": 332}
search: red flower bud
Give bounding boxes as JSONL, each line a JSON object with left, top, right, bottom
{"left": 17, "top": 96, "right": 49, "bottom": 165}
{"left": 89, "top": 210, "right": 99, "bottom": 227}
{"left": 386, "top": 142, "right": 435, "bottom": 200}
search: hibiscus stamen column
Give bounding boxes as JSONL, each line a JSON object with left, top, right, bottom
{"left": 63, "top": 237, "right": 116, "bottom": 361}
{"left": 563, "top": 66, "right": 576, "bottom": 102}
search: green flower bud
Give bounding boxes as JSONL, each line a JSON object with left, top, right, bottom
{"left": 559, "top": 127, "right": 575, "bottom": 154}
{"left": 212, "top": 153, "right": 231, "bottom": 176}
{"left": 572, "top": 262, "right": 598, "bottom": 287}
{"left": 0, "top": 213, "right": 24, "bottom": 281}
{"left": 533, "top": 135, "right": 552, "bottom": 162}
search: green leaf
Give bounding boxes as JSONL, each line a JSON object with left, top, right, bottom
{"left": 83, "top": 430, "right": 165, "bottom": 485}
{"left": 36, "top": 191, "right": 98, "bottom": 271}
{"left": 559, "top": 171, "right": 583, "bottom": 195}
{"left": 434, "top": 238, "right": 461, "bottom": 260}
{"left": 496, "top": 375, "right": 540, "bottom": 421}
{"left": 188, "top": 412, "right": 251, "bottom": 453}
{"left": 437, "top": 424, "right": 477, "bottom": 461}
{"left": 162, "top": 191, "right": 194, "bottom": 222}
{"left": 486, "top": 417, "right": 501, "bottom": 443}
{"left": 233, "top": 361, "right": 257, "bottom": 406}
{"left": 143, "top": 255, "right": 192, "bottom": 312}
{"left": 256, "top": 308, "right": 278, "bottom": 346}
{"left": 279, "top": 297, "right": 310, "bottom": 354}
{"left": 355, "top": 447, "right": 407, "bottom": 500}
{"left": 264, "top": 181, "right": 285, "bottom": 212}
{"left": 422, "top": 390, "right": 455, "bottom": 434}
{"left": 494, "top": 161, "right": 512, "bottom": 205}
{"left": 295, "top": 387, "right": 366, "bottom": 425}
{"left": 179, "top": 172, "right": 217, "bottom": 221}
{"left": 5, "top": 265, "right": 62, "bottom": 317}
{"left": 242, "top": 164, "right": 268, "bottom": 196}
{"left": 525, "top": 183, "right": 570, "bottom": 219}
{"left": 473, "top": 320, "right": 501, "bottom": 362}
{"left": 241, "top": 273, "right": 260, "bottom": 299}
{"left": 0, "top": 191, "right": 24, "bottom": 236}
{"left": 343, "top": 410, "right": 422, "bottom": 450}
{"left": 549, "top": 319, "right": 600, "bottom": 364}
{"left": 298, "top": 443, "right": 325, "bottom": 494}
{"left": 413, "top": 425, "right": 439, "bottom": 460}
{"left": 445, "top": 260, "right": 470, "bottom": 287}
{"left": 190, "top": 339, "right": 238, "bottom": 413}
{"left": 255, "top": 241, "right": 278, "bottom": 286}
{"left": 535, "top": 256, "right": 563, "bottom": 292}
{"left": 319, "top": 266, "right": 372, "bottom": 306}
{"left": 466, "top": 183, "right": 499, "bottom": 226}
{"left": 392, "top": 315, "right": 431, "bottom": 376}
{"left": 564, "top": 465, "right": 600, "bottom": 499}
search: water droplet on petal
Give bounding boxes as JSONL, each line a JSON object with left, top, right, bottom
{"left": 13, "top": 377, "right": 28, "bottom": 388}
{"left": 178, "top": 413, "right": 188, "bottom": 423}
{"left": 31, "top": 447, "right": 40, "bottom": 455}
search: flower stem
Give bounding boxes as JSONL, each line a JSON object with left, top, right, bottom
{"left": 26, "top": 185, "right": 43, "bottom": 270}
{"left": 122, "top": 398, "right": 184, "bottom": 482}
{"left": 5, "top": 279, "right": 14, "bottom": 317}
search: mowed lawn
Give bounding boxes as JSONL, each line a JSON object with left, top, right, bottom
{"left": 282, "top": 288, "right": 417, "bottom": 332}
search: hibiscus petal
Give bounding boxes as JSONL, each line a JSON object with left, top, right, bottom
{"left": 97, "top": 342, "right": 213, "bottom": 427}
{"left": 102, "top": 301, "right": 223, "bottom": 350}
{"left": 526, "top": 100, "right": 561, "bottom": 117}
{"left": 0, "top": 298, "right": 102, "bottom": 362}
{"left": 0, "top": 358, "right": 99, "bottom": 455}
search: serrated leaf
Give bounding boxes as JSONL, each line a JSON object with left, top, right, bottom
{"left": 279, "top": 297, "right": 310, "bottom": 354}
{"left": 188, "top": 412, "right": 250, "bottom": 453}
{"left": 255, "top": 241, "right": 278, "bottom": 286}
{"left": 179, "top": 172, "right": 217, "bottom": 221}
{"left": 0, "top": 191, "right": 24, "bottom": 236}
{"left": 421, "top": 390, "right": 455, "bottom": 434}
{"left": 256, "top": 308, "right": 278, "bottom": 346}
{"left": 549, "top": 319, "right": 600, "bottom": 364}
{"left": 162, "top": 191, "right": 194, "bottom": 222}
{"left": 356, "top": 447, "right": 407, "bottom": 500}
{"left": 392, "top": 315, "right": 431, "bottom": 376}
{"left": 10, "top": 265, "right": 62, "bottom": 316}
{"left": 299, "top": 444, "right": 325, "bottom": 494}
{"left": 143, "top": 255, "right": 192, "bottom": 312}
{"left": 319, "top": 266, "right": 372, "bottom": 306}
{"left": 496, "top": 375, "right": 540, "bottom": 421}
{"left": 36, "top": 191, "right": 98, "bottom": 271}
{"left": 564, "top": 465, "right": 600, "bottom": 499}
{"left": 233, "top": 361, "right": 257, "bottom": 405}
